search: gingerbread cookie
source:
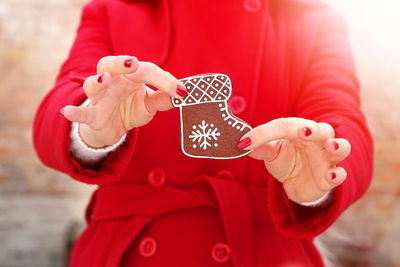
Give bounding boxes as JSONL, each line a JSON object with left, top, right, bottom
{"left": 172, "top": 73, "right": 252, "bottom": 159}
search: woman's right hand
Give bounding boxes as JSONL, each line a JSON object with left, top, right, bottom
{"left": 60, "top": 56, "right": 187, "bottom": 148}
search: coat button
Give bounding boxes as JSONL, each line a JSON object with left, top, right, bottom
{"left": 243, "top": 0, "right": 262, "bottom": 12}
{"left": 139, "top": 237, "right": 157, "bottom": 257}
{"left": 211, "top": 242, "right": 231, "bottom": 263}
{"left": 228, "top": 96, "right": 246, "bottom": 115}
{"left": 148, "top": 167, "right": 166, "bottom": 187}
{"left": 217, "top": 170, "right": 234, "bottom": 181}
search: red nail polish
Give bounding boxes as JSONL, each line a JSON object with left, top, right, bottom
{"left": 331, "top": 172, "right": 337, "bottom": 180}
{"left": 176, "top": 85, "right": 188, "bottom": 97}
{"left": 237, "top": 137, "right": 252, "bottom": 149}
{"left": 60, "top": 107, "right": 64, "bottom": 115}
{"left": 97, "top": 74, "right": 104, "bottom": 83}
{"left": 333, "top": 141, "right": 339, "bottom": 150}
{"left": 303, "top": 127, "right": 312, "bottom": 137}
{"left": 124, "top": 59, "right": 133, "bottom": 68}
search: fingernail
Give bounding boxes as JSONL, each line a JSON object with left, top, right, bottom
{"left": 176, "top": 85, "right": 188, "bottom": 97}
{"left": 331, "top": 172, "right": 337, "bottom": 180}
{"left": 333, "top": 141, "right": 339, "bottom": 150}
{"left": 303, "top": 127, "right": 312, "bottom": 137}
{"left": 124, "top": 59, "right": 133, "bottom": 68}
{"left": 237, "top": 137, "right": 252, "bottom": 149}
{"left": 60, "top": 107, "right": 65, "bottom": 115}
{"left": 97, "top": 74, "right": 104, "bottom": 83}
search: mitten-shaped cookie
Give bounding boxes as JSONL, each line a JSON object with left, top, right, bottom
{"left": 172, "top": 73, "right": 252, "bottom": 159}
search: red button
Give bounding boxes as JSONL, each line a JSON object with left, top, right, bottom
{"left": 148, "top": 168, "right": 166, "bottom": 187}
{"left": 139, "top": 237, "right": 157, "bottom": 257}
{"left": 211, "top": 242, "right": 231, "bottom": 263}
{"left": 243, "top": 0, "right": 262, "bottom": 12}
{"left": 217, "top": 170, "right": 234, "bottom": 181}
{"left": 228, "top": 96, "right": 246, "bottom": 115}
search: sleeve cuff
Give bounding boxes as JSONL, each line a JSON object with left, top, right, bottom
{"left": 297, "top": 191, "right": 332, "bottom": 207}
{"left": 267, "top": 174, "right": 343, "bottom": 238}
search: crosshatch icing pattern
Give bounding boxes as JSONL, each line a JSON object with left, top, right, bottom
{"left": 172, "top": 73, "right": 253, "bottom": 159}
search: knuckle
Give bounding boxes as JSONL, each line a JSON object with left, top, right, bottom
{"left": 338, "top": 166, "right": 347, "bottom": 177}
{"left": 165, "top": 76, "right": 177, "bottom": 91}
{"left": 339, "top": 138, "right": 351, "bottom": 156}
{"left": 83, "top": 75, "right": 94, "bottom": 90}
{"left": 343, "top": 139, "right": 352, "bottom": 150}
{"left": 144, "top": 61, "right": 158, "bottom": 70}
{"left": 97, "top": 56, "right": 112, "bottom": 72}
{"left": 320, "top": 122, "right": 335, "bottom": 137}
{"left": 276, "top": 118, "right": 289, "bottom": 132}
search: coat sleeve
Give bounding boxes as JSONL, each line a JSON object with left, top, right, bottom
{"left": 32, "top": 0, "right": 139, "bottom": 185}
{"left": 267, "top": 8, "right": 374, "bottom": 238}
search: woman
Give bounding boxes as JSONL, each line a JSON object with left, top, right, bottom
{"left": 33, "top": 0, "right": 374, "bottom": 266}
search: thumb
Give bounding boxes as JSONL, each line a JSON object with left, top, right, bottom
{"left": 61, "top": 105, "right": 96, "bottom": 125}
{"left": 145, "top": 89, "right": 174, "bottom": 113}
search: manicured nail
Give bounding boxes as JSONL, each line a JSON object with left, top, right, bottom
{"left": 97, "top": 74, "right": 104, "bottom": 83}
{"left": 60, "top": 107, "right": 65, "bottom": 115}
{"left": 303, "top": 127, "right": 312, "bottom": 137}
{"left": 176, "top": 85, "right": 188, "bottom": 97}
{"left": 331, "top": 172, "right": 337, "bottom": 180}
{"left": 333, "top": 141, "right": 339, "bottom": 150}
{"left": 237, "top": 137, "right": 252, "bottom": 149}
{"left": 124, "top": 59, "right": 133, "bottom": 68}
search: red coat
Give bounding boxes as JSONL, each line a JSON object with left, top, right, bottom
{"left": 33, "top": 0, "right": 374, "bottom": 266}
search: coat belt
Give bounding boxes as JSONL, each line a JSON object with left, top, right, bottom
{"left": 85, "top": 175, "right": 272, "bottom": 267}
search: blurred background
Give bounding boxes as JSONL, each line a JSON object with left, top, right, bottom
{"left": 0, "top": 0, "right": 399, "bottom": 266}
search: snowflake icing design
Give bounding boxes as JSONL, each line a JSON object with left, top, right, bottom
{"left": 189, "top": 120, "right": 221, "bottom": 150}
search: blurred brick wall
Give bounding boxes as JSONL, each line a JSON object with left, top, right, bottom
{"left": 0, "top": 0, "right": 93, "bottom": 266}
{"left": 0, "top": 0, "right": 399, "bottom": 266}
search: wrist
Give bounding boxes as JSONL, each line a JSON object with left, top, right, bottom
{"left": 72, "top": 121, "right": 127, "bottom": 154}
{"left": 79, "top": 123, "right": 107, "bottom": 148}
{"left": 79, "top": 123, "right": 127, "bottom": 148}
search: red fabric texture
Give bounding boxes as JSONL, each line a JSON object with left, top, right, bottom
{"left": 32, "top": 0, "right": 374, "bottom": 266}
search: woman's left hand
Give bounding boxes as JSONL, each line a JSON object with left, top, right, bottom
{"left": 238, "top": 117, "right": 351, "bottom": 204}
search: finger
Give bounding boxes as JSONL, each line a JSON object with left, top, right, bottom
{"left": 83, "top": 73, "right": 111, "bottom": 102}
{"left": 324, "top": 166, "right": 347, "bottom": 189}
{"left": 145, "top": 89, "right": 174, "bottom": 114}
{"left": 324, "top": 138, "right": 351, "bottom": 163}
{"left": 123, "top": 61, "right": 187, "bottom": 99}
{"left": 298, "top": 122, "right": 335, "bottom": 144}
{"left": 238, "top": 117, "right": 317, "bottom": 150}
{"left": 97, "top": 55, "right": 139, "bottom": 75}
{"left": 61, "top": 105, "right": 96, "bottom": 126}
{"left": 247, "top": 139, "right": 284, "bottom": 161}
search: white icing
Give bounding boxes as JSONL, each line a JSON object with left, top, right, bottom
{"left": 173, "top": 73, "right": 254, "bottom": 160}
{"left": 189, "top": 120, "right": 220, "bottom": 150}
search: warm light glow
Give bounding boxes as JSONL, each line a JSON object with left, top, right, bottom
{"left": 326, "top": 0, "right": 400, "bottom": 91}
{"left": 328, "top": 0, "right": 400, "bottom": 52}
